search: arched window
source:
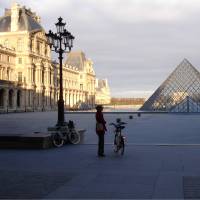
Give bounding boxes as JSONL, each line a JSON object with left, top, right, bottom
{"left": 54, "top": 93, "right": 56, "bottom": 104}
{"left": 50, "top": 91, "right": 52, "bottom": 106}
{"left": 37, "top": 93, "right": 40, "bottom": 106}
{"left": 30, "top": 39, "right": 33, "bottom": 51}
{"left": 9, "top": 90, "right": 14, "bottom": 108}
{"left": 0, "top": 67, "right": 2, "bottom": 79}
{"left": 49, "top": 71, "right": 51, "bottom": 84}
{"left": 37, "top": 41, "right": 40, "bottom": 54}
{"left": 33, "top": 67, "right": 36, "bottom": 83}
{"left": 17, "top": 90, "right": 21, "bottom": 107}
{"left": 42, "top": 90, "right": 45, "bottom": 108}
{"left": 7, "top": 68, "right": 9, "bottom": 80}
{"left": 0, "top": 89, "right": 5, "bottom": 107}
{"left": 57, "top": 92, "right": 59, "bottom": 101}
{"left": 73, "top": 94, "right": 75, "bottom": 106}
{"left": 42, "top": 69, "right": 44, "bottom": 84}
{"left": 69, "top": 94, "right": 71, "bottom": 107}
{"left": 28, "top": 90, "right": 31, "bottom": 106}
{"left": 45, "top": 45, "right": 47, "bottom": 56}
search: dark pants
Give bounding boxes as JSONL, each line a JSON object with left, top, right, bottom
{"left": 97, "top": 133, "right": 104, "bottom": 155}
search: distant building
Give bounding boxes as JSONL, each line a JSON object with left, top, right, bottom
{"left": 0, "top": 3, "right": 53, "bottom": 112}
{"left": 0, "top": 3, "right": 97, "bottom": 112}
{"left": 65, "top": 51, "right": 96, "bottom": 108}
{"left": 95, "top": 79, "right": 111, "bottom": 105}
{"left": 110, "top": 97, "right": 145, "bottom": 105}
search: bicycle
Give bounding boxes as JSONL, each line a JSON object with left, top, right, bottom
{"left": 51, "top": 120, "right": 81, "bottom": 147}
{"left": 109, "top": 118, "right": 127, "bottom": 155}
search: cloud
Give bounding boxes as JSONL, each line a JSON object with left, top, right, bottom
{"left": 53, "top": 0, "right": 200, "bottom": 23}
{"left": 1, "top": 0, "right": 200, "bottom": 97}
{"left": 5, "top": 0, "right": 200, "bottom": 24}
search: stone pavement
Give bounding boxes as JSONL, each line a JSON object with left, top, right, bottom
{"left": 1, "top": 112, "right": 200, "bottom": 198}
{"left": 1, "top": 144, "right": 200, "bottom": 199}
{"left": 1, "top": 111, "right": 200, "bottom": 145}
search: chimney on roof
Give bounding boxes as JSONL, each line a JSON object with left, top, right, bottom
{"left": 11, "top": 3, "right": 20, "bottom": 32}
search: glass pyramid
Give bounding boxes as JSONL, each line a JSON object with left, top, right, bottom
{"left": 140, "top": 59, "right": 200, "bottom": 112}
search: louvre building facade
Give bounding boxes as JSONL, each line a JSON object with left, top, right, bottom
{"left": 140, "top": 59, "right": 200, "bottom": 112}
{"left": 0, "top": 3, "right": 97, "bottom": 112}
{"left": 95, "top": 79, "right": 111, "bottom": 105}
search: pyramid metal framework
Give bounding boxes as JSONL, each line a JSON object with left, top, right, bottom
{"left": 140, "top": 59, "right": 200, "bottom": 112}
{"left": 170, "top": 96, "right": 200, "bottom": 112}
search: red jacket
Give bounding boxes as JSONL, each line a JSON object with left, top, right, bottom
{"left": 96, "top": 111, "right": 107, "bottom": 133}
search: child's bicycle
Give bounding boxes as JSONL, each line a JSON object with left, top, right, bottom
{"left": 109, "top": 118, "right": 127, "bottom": 155}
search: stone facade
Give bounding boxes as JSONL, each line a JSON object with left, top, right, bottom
{"left": 95, "top": 79, "right": 111, "bottom": 105}
{"left": 64, "top": 51, "right": 96, "bottom": 109}
{"left": 0, "top": 3, "right": 96, "bottom": 112}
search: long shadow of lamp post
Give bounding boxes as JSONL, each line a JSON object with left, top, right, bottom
{"left": 46, "top": 17, "right": 75, "bottom": 126}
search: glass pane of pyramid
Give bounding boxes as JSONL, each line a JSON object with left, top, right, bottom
{"left": 171, "top": 96, "right": 200, "bottom": 112}
{"left": 140, "top": 59, "right": 200, "bottom": 112}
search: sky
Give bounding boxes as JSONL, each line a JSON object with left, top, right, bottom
{"left": 1, "top": 0, "right": 200, "bottom": 98}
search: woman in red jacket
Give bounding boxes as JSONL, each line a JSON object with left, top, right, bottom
{"left": 96, "top": 105, "right": 107, "bottom": 157}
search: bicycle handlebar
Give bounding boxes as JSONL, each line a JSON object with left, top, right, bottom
{"left": 109, "top": 122, "right": 127, "bottom": 126}
{"left": 109, "top": 122, "right": 127, "bottom": 131}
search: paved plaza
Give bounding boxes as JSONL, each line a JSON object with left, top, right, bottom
{"left": 1, "top": 112, "right": 200, "bottom": 198}
{"left": 1, "top": 111, "right": 200, "bottom": 145}
{"left": 1, "top": 144, "right": 200, "bottom": 198}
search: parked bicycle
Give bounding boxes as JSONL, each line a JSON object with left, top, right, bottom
{"left": 109, "top": 118, "right": 127, "bottom": 155}
{"left": 51, "top": 120, "right": 80, "bottom": 147}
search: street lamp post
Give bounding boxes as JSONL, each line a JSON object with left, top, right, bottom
{"left": 46, "top": 17, "right": 75, "bottom": 126}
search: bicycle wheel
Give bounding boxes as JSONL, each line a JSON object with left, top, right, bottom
{"left": 114, "top": 144, "right": 118, "bottom": 152}
{"left": 118, "top": 136, "right": 125, "bottom": 155}
{"left": 52, "top": 132, "right": 64, "bottom": 147}
{"left": 113, "top": 135, "right": 119, "bottom": 153}
{"left": 68, "top": 129, "right": 80, "bottom": 144}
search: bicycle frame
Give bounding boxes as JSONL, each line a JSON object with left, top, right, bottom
{"left": 110, "top": 121, "right": 126, "bottom": 155}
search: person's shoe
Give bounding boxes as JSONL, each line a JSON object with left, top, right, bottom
{"left": 100, "top": 154, "right": 106, "bottom": 157}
